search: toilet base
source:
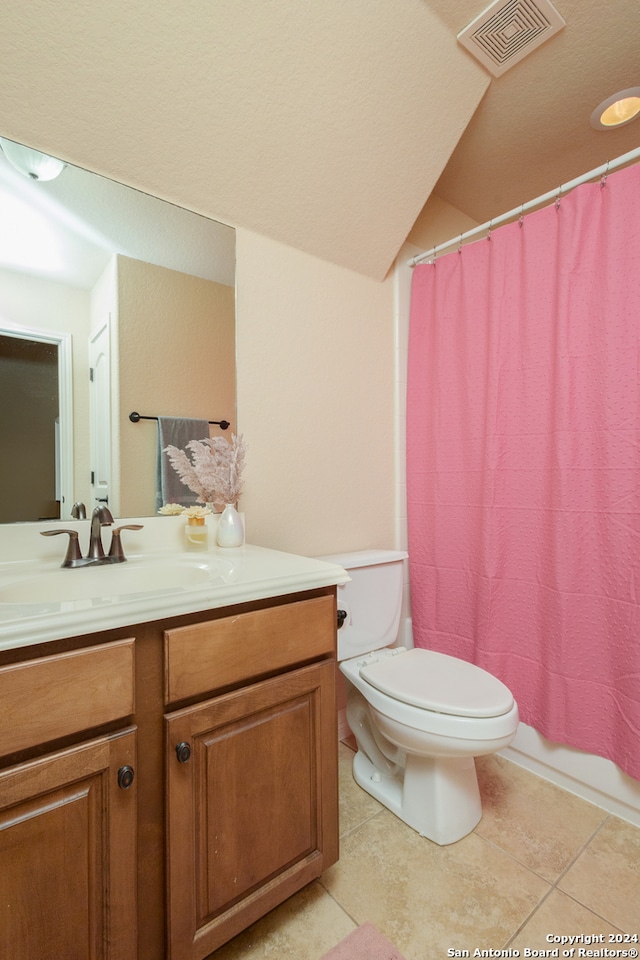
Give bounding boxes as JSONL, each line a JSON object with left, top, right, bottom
{"left": 351, "top": 748, "right": 482, "bottom": 845}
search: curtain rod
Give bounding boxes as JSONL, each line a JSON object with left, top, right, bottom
{"left": 408, "top": 146, "right": 640, "bottom": 268}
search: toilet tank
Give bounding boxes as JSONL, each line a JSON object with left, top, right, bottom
{"left": 318, "top": 550, "right": 407, "bottom": 661}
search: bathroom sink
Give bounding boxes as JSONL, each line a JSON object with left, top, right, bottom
{"left": 0, "top": 541, "right": 350, "bottom": 651}
{"left": 0, "top": 556, "right": 228, "bottom": 605}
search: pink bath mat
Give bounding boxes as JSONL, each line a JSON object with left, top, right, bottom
{"left": 320, "top": 922, "right": 406, "bottom": 960}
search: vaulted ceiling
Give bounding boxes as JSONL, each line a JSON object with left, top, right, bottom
{"left": 431, "top": 0, "right": 640, "bottom": 226}
{"left": 0, "top": 0, "right": 637, "bottom": 280}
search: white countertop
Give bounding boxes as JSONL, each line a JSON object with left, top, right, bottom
{"left": 0, "top": 517, "right": 349, "bottom": 651}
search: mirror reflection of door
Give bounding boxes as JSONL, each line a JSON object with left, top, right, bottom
{"left": 89, "top": 320, "right": 110, "bottom": 508}
{"left": 0, "top": 331, "right": 61, "bottom": 521}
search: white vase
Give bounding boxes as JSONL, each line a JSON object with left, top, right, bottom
{"left": 216, "top": 503, "right": 244, "bottom": 547}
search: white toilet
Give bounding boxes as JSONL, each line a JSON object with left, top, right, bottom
{"left": 323, "top": 549, "right": 519, "bottom": 845}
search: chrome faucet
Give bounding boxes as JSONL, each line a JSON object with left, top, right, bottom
{"left": 41, "top": 506, "right": 143, "bottom": 567}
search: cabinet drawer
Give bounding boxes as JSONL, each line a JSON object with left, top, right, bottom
{"left": 165, "top": 595, "right": 335, "bottom": 703}
{"left": 0, "top": 638, "right": 135, "bottom": 756}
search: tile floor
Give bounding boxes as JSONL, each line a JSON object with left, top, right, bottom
{"left": 212, "top": 743, "right": 640, "bottom": 959}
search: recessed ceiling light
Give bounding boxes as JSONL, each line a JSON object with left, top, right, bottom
{"left": 590, "top": 88, "right": 640, "bottom": 130}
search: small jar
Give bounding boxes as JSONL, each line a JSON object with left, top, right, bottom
{"left": 184, "top": 515, "right": 208, "bottom": 551}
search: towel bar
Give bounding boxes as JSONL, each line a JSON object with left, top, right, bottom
{"left": 129, "top": 412, "right": 230, "bottom": 430}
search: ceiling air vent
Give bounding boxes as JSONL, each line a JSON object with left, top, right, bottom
{"left": 458, "top": 0, "right": 565, "bottom": 77}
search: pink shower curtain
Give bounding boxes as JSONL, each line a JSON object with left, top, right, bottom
{"left": 407, "top": 163, "right": 640, "bottom": 781}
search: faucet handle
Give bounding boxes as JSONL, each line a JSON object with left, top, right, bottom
{"left": 108, "top": 524, "right": 144, "bottom": 563}
{"left": 40, "top": 529, "right": 83, "bottom": 567}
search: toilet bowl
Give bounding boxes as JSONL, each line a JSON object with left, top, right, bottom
{"left": 321, "top": 550, "right": 519, "bottom": 845}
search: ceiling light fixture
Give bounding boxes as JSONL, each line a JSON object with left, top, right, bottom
{"left": 0, "top": 138, "right": 66, "bottom": 181}
{"left": 590, "top": 88, "right": 640, "bottom": 130}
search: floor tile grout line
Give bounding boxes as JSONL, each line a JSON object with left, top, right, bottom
{"left": 474, "top": 806, "right": 610, "bottom": 887}
{"left": 502, "top": 814, "right": 616, "bottom": 947}
{"left": 503, "top": 883, "right": 557, "bottom": 949}
{"left": 547, "top": 814, "right": 630, "bottom": 934}
{"left": 473, "top": 830, "right": 557, "bottom": 884}
{"left": 556, "top": 889, "right": 625, "bottom": 934}
{"left": 467, "top": 830, "right": 560, "bottom": 949}
{"left": 316, "top": 880, "right": 361, "bottom": 930}
{"left": 339, "top": 806, "right": 386, "bottom": 841}
{"left": 551, "top": 813, "right": 610, "bottom": 887}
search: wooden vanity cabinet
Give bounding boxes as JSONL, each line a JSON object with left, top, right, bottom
{"left": 0, "top": 586, "right": 339, "bottom": 960}
{"left": 0, "top": 730, "right": 137, "bottom": 960}
{"left": 164, "top": 594, "right": 339, "bottom": 960}
{"left": 0, "top": 640, "right": 138, "bottom": 960}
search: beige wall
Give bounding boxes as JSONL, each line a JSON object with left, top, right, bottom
{"left": 236, "top": 229, "right": 396, "bottom": 556}
{"left": 117, "top": 256, "right": 236, "bottom": 517}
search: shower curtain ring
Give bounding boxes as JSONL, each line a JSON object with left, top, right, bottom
{"left": 555, "top": 188, "right": 562, "bottom": 211}
{"left": 487, "top": 220, "right": 492, "bottom": 241}
{"left": 519, "top": 204, "right": 524, "bottom": 227}
{"left": 458, "top": 234, "right": 463, "bottom": 254}
{"left": 600, "top": 161, "right": 610, "bottom": 188}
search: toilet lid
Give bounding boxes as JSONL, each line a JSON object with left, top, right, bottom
{"left": 358, "top": 648, "right": 515, "bottom": 718}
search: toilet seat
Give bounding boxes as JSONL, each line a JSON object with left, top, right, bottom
{"left": 341, "top": 649, "right": 519, "bottom": 746}
{"left": 358, "top": 648, "right": 514, "bottom": 719}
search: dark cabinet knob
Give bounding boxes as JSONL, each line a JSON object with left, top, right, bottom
{"left": 117, "top": 765, "right": 135, "bottom": 789}
{"left": 337, "top": 609, "right": 348, "bottom": 629}
{"left": 175, "top": 741, "right": 191, "bottom": 763}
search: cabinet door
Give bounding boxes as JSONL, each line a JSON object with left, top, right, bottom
{"left": 0, "top": 728, "right": 137, "bottom": 960}
{"left": 166, "top": 661, "right": 338, "bottom": 960}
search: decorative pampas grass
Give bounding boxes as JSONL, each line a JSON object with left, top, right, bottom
{"left": 164, "top": 434, "right": 246, "bottom": 509}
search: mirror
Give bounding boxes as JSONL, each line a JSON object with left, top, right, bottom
{"left": 0, "top": 138, "right": 236, "bottom": 522}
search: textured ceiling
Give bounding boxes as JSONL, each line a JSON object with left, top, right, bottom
{"left": 0, "top": 0, "right": 637, "bottom": 280}
{"left": 432, "top": 0, "right": 640, "bottom": 225}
